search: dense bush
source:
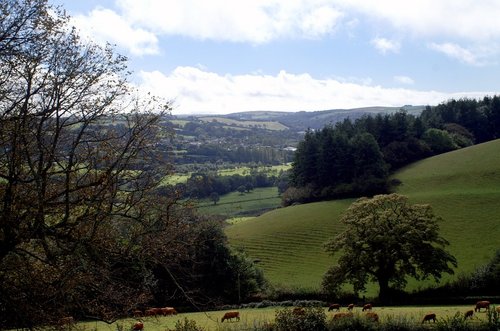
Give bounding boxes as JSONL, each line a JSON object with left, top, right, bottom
{"left": 274, "top": 307, "right": 327, "bottom": 331}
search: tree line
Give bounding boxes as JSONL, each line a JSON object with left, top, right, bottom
{"left": 286, "top": 97, "right": 500, "bottom": 205}
{"left": 167, "top": 171, "right": 278, "bottom": 199}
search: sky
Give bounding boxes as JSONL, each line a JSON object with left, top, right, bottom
{"left": 49, "top": 0, "right": 500, "bottom": 116}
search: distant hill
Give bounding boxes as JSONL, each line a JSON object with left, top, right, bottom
{"left": 223, "top": 105, "right": 426, "bottom": 131}
{"left": 180, "top": 105, "right": 426, "bottom": 131}
{"left": 225, "top": 139, "right": 500, "bottom": 292}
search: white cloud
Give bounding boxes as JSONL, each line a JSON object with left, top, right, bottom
{"left": 429, "top": 42, "right": 479, "bottom": 65}
{"left": 394, "top": 76, "right": 414, "bottom": 85}
{"left": 71, "top": 8, "right": 159, "bottom": 56}
{"left": 115, "top": 0, "right": 344, "bottom": 43}
{"left": 334, "top": 0, "right": 500, "bottom": 41}
{"left": 371, "top": 37, "right": 400, "bottom": 54}
{"left": 138, "top": 66, "right": 492, "bottom": 115}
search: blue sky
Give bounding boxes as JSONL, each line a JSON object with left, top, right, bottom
{"left": 49, "top": 0, "right": 500, "bottom": 115}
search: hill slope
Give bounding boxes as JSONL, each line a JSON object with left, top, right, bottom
{"left": 225, "top": 139, "right": 500, "bottom": 291}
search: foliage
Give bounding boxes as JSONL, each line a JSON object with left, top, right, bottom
{"left": 274, "top": 307, "right": 327, "bottom": 331}
{"left": 323, "top": 194, "right": 457, "bottom": 303}
{"left": 210, "top": 192, "right": 220, "bottom": 205}
{"left": 0, "top": 1, "right": 261, "bottom": 327}
{"left": 288, "top": 125, "right": 390, "bottom": 203}
{"left": 168, "top": 318, "right": 205, "bottom": 331}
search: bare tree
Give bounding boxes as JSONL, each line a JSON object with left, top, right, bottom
{"left": 0, "top": 0, "right": 180, "bottom": 327}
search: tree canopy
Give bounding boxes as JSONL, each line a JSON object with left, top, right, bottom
{"left": 0, "top": 1, "right": 265, "bottom": 327}
{"left": 322, "top": 194, "right": 457, "bottom": 303}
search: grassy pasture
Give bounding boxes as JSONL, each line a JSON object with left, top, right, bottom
{"left": 198, "top": 187, "right": 281, "bottom": 217}
{"left": 162, "top": 164, "right": 291, "bottom": 185}
{"left": 76, "top": 305, "right": 498, "bottom": 331}
{"left": 198, "top": 116, "right": 288, "bottom": 131}
{"left": 225, "top": 139, "right": 500, "bottom": 292}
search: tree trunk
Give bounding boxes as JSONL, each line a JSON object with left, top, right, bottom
{"left": 378, "top": 276, "right": 391, "bottom": 304}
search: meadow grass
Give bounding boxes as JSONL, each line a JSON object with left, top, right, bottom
{"left": 225, "top": 139, "right": 500, "bottom": 292}
{"left": 198, "top": 187, "right": 281, "bottom": 217}
{"left": 198, "top": 116, "right": 289, "bottom": 131}
{"left": 76, "top": 305, "right": 498, "bottom": 331}
{"left": 162, "top": 164, "right": 291, "bottom": 185}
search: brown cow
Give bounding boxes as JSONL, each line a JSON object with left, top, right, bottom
{"left": 333, "top": 312, "right": 353, "bottom": 320}
{"left": 365, "top": 312, "right": 379, "bottom": 322}
{"left": 422, "top": 313, "right": 436, "bottom": 323}
{"left": 347, "top": 303, "right": 355, "bottom": 311}
{"left": 161, "top": 307, "right": 178, "bottom": 316}
{"left": 464, "top": 310, "right": 474, "bottom": 319}
{"left": 132, "top": 321, "right": 144, "bottom": 331}
{"left": 362, "top": 303, "right": 373, "bottom": 311}
{"left": 328, "top": 303, "right": 341, "bottom": 311}
{"left": 475, "top": 301, "right": 490, "bottom": 312}
{"left": 145, "top": 307, "right": 161, "bottom": 316}
{"left": 133, "top": 310, "right": 142, "bottom": 318}
{"left": 221, "top": 311, "right": 240, "bottom": 322}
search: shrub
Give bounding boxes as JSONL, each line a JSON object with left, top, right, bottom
{"left": 274, "top": 307, "right": 326, "bottom": 331}
{"left": 168, "top": 318, "right": 205, "bottom": 331}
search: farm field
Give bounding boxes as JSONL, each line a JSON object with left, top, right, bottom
{"left": 163, "top": 164, "right": 291, "bottom": 185}
{"left": 76, "top": 305, "right": 498, "bottom": 331}
{"left": 198, "top": 116, "right": 289, "bottom": 131}
{"left": 198, "top": 187, "right": 281, "bottom": 217}
{"left": 225, "top": 139, "right": 500, "bottom": 292}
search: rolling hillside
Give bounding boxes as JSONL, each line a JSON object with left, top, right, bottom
{"left": 225, "top": 139, "right": 500, "bottom": 292}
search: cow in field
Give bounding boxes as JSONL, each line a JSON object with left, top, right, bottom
{"left": 362, "top": 303, "right": 372, "bottom": 311}
{"left": 132, "top": 321, "right": 144, "bottom": 331}
{"left": 133, "top": 310, "right": 142, "bottom": 318}
{"left": 328, "top": 303, "right": 341, "bottom": 311}
{"left": 475, "top": 301, "right": 490, "bottom": 312}
{"left": 465, "top": 310, "right": 474, "bottom": 319}
{"left": 161, "top": 307, "right": 178, "bottom": 316}
{"left": 365, "top": 312, "right": 379, "bottom": 322}
{"left": 347, "top": 303, "right": 355, "bottom": 311}
{"left": 422, "top": 313, "right": 436, "bottom": 323}
{"left": 221, "top": 311, "right": 240, "bottom": 322}
{"left": 145, "top": 307, "right": 162, "bottom": 316}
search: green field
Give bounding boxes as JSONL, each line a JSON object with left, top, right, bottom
{"left": 198, "top": 116, "right": 289, "bottom": 131}
{"left": 225, "top": 139, "right": 500, "bottom": 292}
{"left": 163, "top": 164, "right": 291, "bottom": 186}
{"left": 198, "top": 187, "right": 281, "bottom": 217}
{"left": 77, "top": 305, "right": 498, "bottom": 331}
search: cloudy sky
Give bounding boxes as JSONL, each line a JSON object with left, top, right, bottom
{"left": 50, "top": 0, "right": 500, "bottom": 115}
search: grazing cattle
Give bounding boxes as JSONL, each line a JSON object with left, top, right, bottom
{"left": 292, "top": 307, "right": 306, "bottom": 316}
{"left": 362, "top": 303, "right": 373, "bottom": 311}
{"left": 422, "top": 313, "right": 436, "bottom": 323}
{"left": 132, "top": 321, "right": 144, "bottom": 331}
{"left": 475, "top": 301, "right": 490, "bottom": 312}
{"left": 347, "top": 304, "right": 355, "bottom": 311}
{"left": 145, "top": 307, "right": 162, "bottom": 316}
{"left": 365, "top": 312, "right": 379, "bottom": 322}
{"left": 328, "top": 303, "right": 341, "bottom": 312}
{"left": 333, "top": 312, "right": 353, "bottom": 320}
{"left": 464, "top": 310, "right": 474, "bottom": 319}
{"left": 161, "top": 307, "right": 178, "bottom": 316}
{"left": 133, "top": 310, "right": 142, "bottom": 318}
{"left": 221, "top": 311, "right": 240, "bottom": 322}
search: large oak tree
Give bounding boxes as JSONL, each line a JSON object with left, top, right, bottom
{"left": 322, "top": 193, "right": 457, "bottom": 303}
